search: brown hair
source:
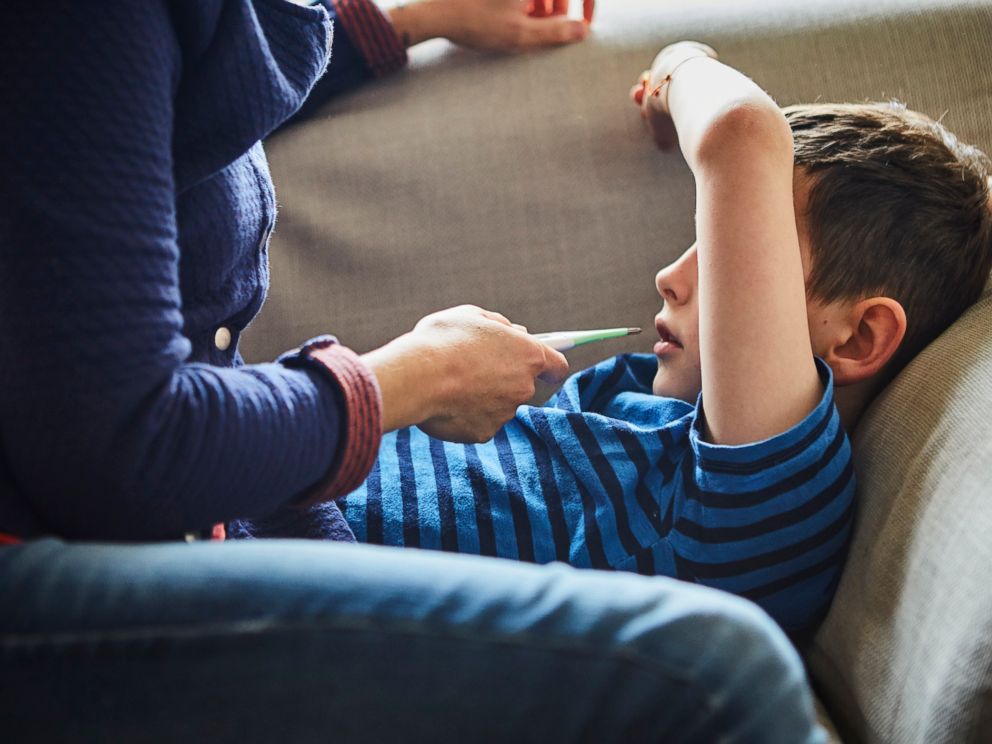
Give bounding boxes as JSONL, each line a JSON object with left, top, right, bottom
{"left": 784, "top": 102, "right": 992, "bottom": 374}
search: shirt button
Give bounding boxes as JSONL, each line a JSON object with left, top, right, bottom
{"left": 214, "top": 326, "right": 232, "bottom": 351}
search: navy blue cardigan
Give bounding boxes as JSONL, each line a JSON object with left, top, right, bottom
{"left": 0, "top": 0, "right": 400, "bottom": 540}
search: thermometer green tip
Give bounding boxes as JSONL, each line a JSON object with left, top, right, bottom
{"left": 533, "top": 327, "right": 642, "bottom": 352}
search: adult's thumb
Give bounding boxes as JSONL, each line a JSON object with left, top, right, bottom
{"left": 518, "top": 16, "right": 588, "bottom": 48}
{"left": 537, "top": 345, "right": 570, "bottom": 385}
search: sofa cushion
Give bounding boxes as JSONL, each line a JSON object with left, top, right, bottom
{"left": 805, "top": 280, "right": 992, "bottom": 744}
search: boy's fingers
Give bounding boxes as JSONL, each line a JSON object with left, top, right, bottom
{"left": 552, "top": 0, "right": 569, "bottom": 15}
{"left": 583, "top": 0, "right": 595, "bottom": 23}
{"left": 518, "top": 15, "right": 587, "bottom": 47}
{"left": 650, "top": 114, "right": 679, "bottom": 152}
{"left": 630, "top": 82, "right": 645, "bottom": 105}
{"left": 630, "top": 70, "right": 651, "bottom": 105}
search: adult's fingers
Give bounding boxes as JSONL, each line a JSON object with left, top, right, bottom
{"left": 518, "top": 15, "right": 587, "bottom": 47}
{"left": 529, "top": 0, "right": 593, "bottom": 23}
{"left": 479, "top": 310, "right": 527, "bottom": 336}
{"left": 478, "top": 308, "right": 514, "bottom": 326}
{"left": 536, "top": 344, "right": 570, "bottom": 385}
{"left": 530, "top": 0, "right": 550, "bottom": 18}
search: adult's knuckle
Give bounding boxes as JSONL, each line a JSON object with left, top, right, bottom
{"left": 507, "top": 380, "right": 534, "bottom": 405}
{"left": 530, "top": 347, "right": 550, "bottom": 373}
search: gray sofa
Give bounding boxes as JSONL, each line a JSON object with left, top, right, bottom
{"left": 242, "top": 1, "right": 992, "bottom": 741}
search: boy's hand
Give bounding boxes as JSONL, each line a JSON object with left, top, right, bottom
{"left": 631, "top": 42, "right": 718, "bottom": 151}
{"left": 389, "top": 0, "right": 594, "bottom": 51}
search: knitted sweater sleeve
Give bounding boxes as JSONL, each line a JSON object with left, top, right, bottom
{"left": 289, "top": 0, "right": 408, "bottom": 122}
{"left": 0, "top": 2, "right": 374, "bottom": 540}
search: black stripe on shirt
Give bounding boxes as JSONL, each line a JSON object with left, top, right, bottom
{"left": 464, "top": 443, "right": 498, "bottom": 557}
{"left": 365, "top": 455, "right": 383, "bottom": 544}
{"left": 613, "top": 426, "right": 669, "bottom": 539}
{"left": 589, "top": 357, "right": 630, "bottom": 413}
{"left": 576, "top": 475, "right": 612, "bottom": 569}
{"left": 676, "top": 457, "right": 854, "bottom": 544}
{"left": 520, "top": 411, "right": 571, "bottom": 562}
{"left": 634, "top": 549, "right": 654, "bottom": 575}
{"left": 529, "top": 409, "right": 614, "bottom": 566}
{"left": 656, "top": 428, "right": 679, "bottom": 483}
{"left": 397, "top": 428, "right": 420, "bottom": 548}
{"left": 675, "top": 497, "right": 855, "bottom": 579}
{"left": 567, "top": 413, "right": 643, "bottom": 558}
{"left": 694, "top": 395, "right": 835, "bottom": 476}
{"left": 494, "top": 428, "right": 536, "bottom": 563}
{"left": 428, "top": 437, "right": 459, "bottom": 552}
{"left": 659, "top": 481, "right": 676, "bottom": 535}
{"left": 575, "top": 367, "right": 595, "bottom": 405}
{"left": 529, "top": 410, "right": 610, "bottom": 568}
{"left": 741, "top": 540, "right": 850, "bottom": 602}
{"left": 684, "top": 422, "right": 847, "bottom": 510}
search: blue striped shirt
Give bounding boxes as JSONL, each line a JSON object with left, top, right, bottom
{"left": 342, "top": 354, "right": 855, "bottom": 630}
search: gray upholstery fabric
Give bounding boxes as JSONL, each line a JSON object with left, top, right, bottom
{"left": 806, "top": 280, "right": 992, "bottom": 744}
{"left": 243, "top": 1, "right": 992, "bottom": 741}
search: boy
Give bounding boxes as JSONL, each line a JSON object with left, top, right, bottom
{"left": 340, "top": 43, "right": 992, "bottom": 631}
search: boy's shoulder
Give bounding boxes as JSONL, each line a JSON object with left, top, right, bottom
{"left": 688, "top": 358, "right": 845, "bottom": 475}
{"left": 553, "top": 353, "right": 694, "bottom": 425}
{"left": 549, "top": 354, "right": 847, "bottom": 474}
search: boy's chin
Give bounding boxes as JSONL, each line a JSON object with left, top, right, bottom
{"left": 651, "top": 372, "right": 666, "bottom": 397}
{"left": 652, "top": 367, "right": 700, "bottom": 403}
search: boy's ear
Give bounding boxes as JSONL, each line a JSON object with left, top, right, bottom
{"left": 823, "top": 297, "right": 907, "bottom": 386}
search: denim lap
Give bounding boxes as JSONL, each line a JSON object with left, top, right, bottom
{"left": 0, "top": 539, "right": 825, "bottom": 743}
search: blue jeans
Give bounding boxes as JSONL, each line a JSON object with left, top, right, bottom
{"left": 0, "top": 538, "right": 825, "bottom": 743}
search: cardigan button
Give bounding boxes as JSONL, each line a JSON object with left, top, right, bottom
{"left": 214, "top": 326, "right": 232, "bottom": 351}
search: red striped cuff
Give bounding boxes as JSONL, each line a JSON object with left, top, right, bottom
{"left": 331, "top": 0, "right": 408, "bottom": 77}
{"left": 287, "top": 337, "right": 383, "bottom": 506}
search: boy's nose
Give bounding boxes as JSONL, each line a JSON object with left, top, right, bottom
{"left": 655, "top": 245, "right": 697, "bottom": 305}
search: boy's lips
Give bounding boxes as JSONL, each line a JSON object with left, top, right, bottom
{"left": 654, "top": 319, "right": 683, "bottom": 356}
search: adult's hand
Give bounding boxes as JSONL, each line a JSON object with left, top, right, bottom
{"left": 388, "top": 0, "right": 595, "bottom": 51}
{"left": 362, "top": 305, "right": 569, "bottom": 443}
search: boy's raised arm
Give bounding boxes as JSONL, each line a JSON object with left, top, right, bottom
{"left": 642, "top": 44, "right": 823, "bottom": 445}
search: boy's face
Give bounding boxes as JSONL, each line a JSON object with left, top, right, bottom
{"left": 651, "top": 173, "right": 849, "bottom": 400}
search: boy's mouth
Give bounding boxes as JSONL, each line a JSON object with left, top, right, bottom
{"left": 654, "top": 319, "right": 683, "bottom": 355}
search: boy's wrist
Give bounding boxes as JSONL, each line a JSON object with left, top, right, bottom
{"left": 648, "top": 42, "right": 718, "bottom": 114}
